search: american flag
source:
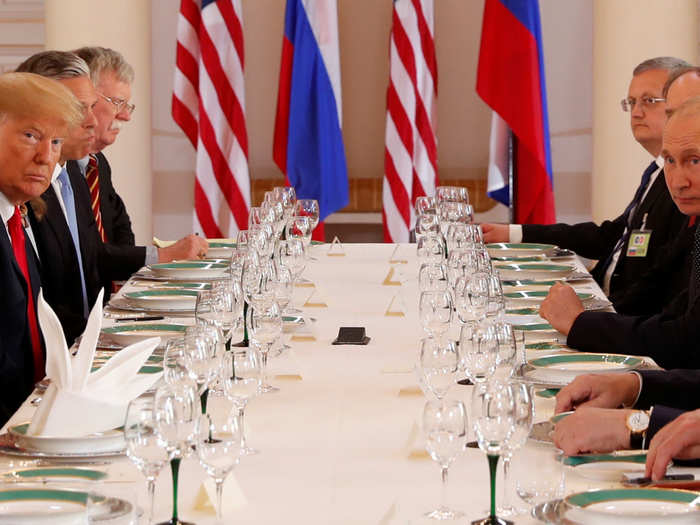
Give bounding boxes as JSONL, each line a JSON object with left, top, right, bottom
{"left": 382, "top": 0, "right": 438, "bottom": 243}
{"left": 172, "top": 0, "right": 250, "bottom": 237}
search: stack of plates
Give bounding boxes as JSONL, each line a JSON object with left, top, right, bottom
{"left": 486, "top": 242, "right": 557, "bottom": 257}
{"left": 101, "top": 323, "right": 186, "bottom": 346}
{"left": 147, "top": 261, "right": 228, "bottom": 280}
{"left": 494, "top": 263, "right": 575, "bottom": 281}
{"left": 563, "top": 453, "right": 647, "bottom": 481}
{"left": 505, "top": 290, "right": 593, "bottom": 304}
{"left": 524, "top": 353, "right": 643, "bottom": 385}
{"left": 122, "top": 289, "right": 199, "bottom": 312}
{"left": 7, "top": 423, "right": 125, "bottom": 455}
{"left": 206, "top": 240, "right": 236, "bottom": 258}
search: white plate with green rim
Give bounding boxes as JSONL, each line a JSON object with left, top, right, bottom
{"left": 564, "top": 488, "right": 700, "bottom": 524}
{"left": 512, "top": 322, "right": 555, "bottom": 332}
{"left": 563, "top": 453, "right": 647, "bottom": 481}
{"left": 159, "top": 281, "right": 211, "bottom": 291}
{"left": 3, "top": 467, "right": 107, "bottom": 482}
{"left": 486, "top": 242, "right": 557, "bottom": 257}
{"left": 549, "top": 411, "right": 574, "bottom": 425}
{"left": 8, "top": 423, "right": 125, "bottom": 455}
{"left": 526, "top": 353, "right": 643, "bottom": 384}
{"left": 102, "top": 323, "right": 186, "bottom": 346}
{"left": 526, "top": 341, "right": 569, "bottom": 351}
{"left": 123, "top": 289, "right": 199, "bottom": 310}
{"left": 490, "top": 255, "right": 547, "bottom": 262}
{"left": 505, "top": 290, "right": 593, "bottom": 303}
{"left": 148, "top": 261, "right": 228, "bottom": 279}
{"left": 494, "top": 263, "right": 574, "bottom": 280}
{"left": 0, "top": 488, "right": 88, "bottom": 524}
{"left": 206, "top": 241, "right": 236, "bottom": 258}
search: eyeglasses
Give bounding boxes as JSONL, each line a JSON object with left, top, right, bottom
{"left": 98, "top": 92, "right": 135, "bottom": 115}
{"left": 620, "top": 96, "right": 665, "bottom": 112}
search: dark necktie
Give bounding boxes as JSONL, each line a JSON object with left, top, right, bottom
{"left": 8, "top": 206, "right": 44, "bottom": 382}
{"left": 598, "top": 160, "right": 658, "bottom": 277}
{"left": 86, "top": 155, "right": 106, "bottom": 242}
{"left": 691, "top": 223, "right": 700, "bottom": 304}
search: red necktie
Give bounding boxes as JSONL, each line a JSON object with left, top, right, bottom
{"left": 86, "top": 155, "right": 106, "bottom": 242}
{"left": 8, "top": 206, "right": 44, "bottom": 382}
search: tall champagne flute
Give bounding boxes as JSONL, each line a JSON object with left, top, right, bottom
{"left": 418, "top": 337, "right": 458, "bottom": 400}
{"left": 154, "top": 380, "right": 200, "bottom": 525}
{"left": 247, "top": 301, "right": 282, "bottom": 393}
{"left": 423, "top": 400, "right": 467, "bottom": 520}
{"left": 195, "top": 413, "right": 242, "bottom": 523}
{"left": 499, "top": 381, "right": 534, "bottom": 517}
{"left": 221, "top": 349, "right": 261, "bottom": 455}
{"left": 473, "top": 379, "right": 516, "bottom": 525}
{"left": 124, "top": 395, "right": 168, "bottom": 525}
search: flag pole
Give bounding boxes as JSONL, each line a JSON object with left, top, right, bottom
{"left": 507, "top": 129, "right": 516, "bottom": 223}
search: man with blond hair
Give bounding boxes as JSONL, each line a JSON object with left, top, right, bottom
{"left": 0, "top": 72, "right": 82, "bottom": 424}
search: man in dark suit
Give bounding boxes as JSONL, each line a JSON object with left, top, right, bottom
{"left": 551, "top": 370, "right": 700, "bottom": 479}
{"left": 0, "top": 71, "right": 82, "bottom": 425}
{"left": 482, "top": 57, "right": 691, "bottom": 315}
{"left": 539, "top": 77, "right": 700, "bottom": 371}
{"left": 17, "top": 51, "right": 208, "bottom": 344}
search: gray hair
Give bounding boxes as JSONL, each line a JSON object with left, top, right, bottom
{"left": 73, "top": 46, "right": 134, "bottom": 85}
{"left": 15, "top": 50, "right": 90, "bottom": 80}
{"left": 633, "top": 56, "right": 691, "bottom": 76}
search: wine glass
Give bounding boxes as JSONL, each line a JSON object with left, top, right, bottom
{"left": 459, "top": 320, "right": 497, "bottom": 384}
{"left": 276, "top": 238, "right": 306, "bottom": 283}
{"left": 195, "top": 413, "right": 242, "bottom": 524}
{"left": 184, "top": 326, "right": 220, "bottom": 413}
{"left": 493, "top": 322, "right": 517, "bottom": 381}
{"left": 417, "top": 337, "right": 458, "bottom": 400}
{"left": 514, "top": 445, "right": 565, "bottom": 517}
{"left": 415, "top": 195, "right": 437, "bottom": 215}
{"left": 422, "top": 399, "right": 467, "bottom": 520}
{"left": 419, "top": 290, "right": 453, "bottom": 338}
{"left": 285, "top": 215, "right": 312, "bottom": 251}
{"left": 273, "top": 262, "right": 294, "bottom": 314}
{"left": 415, "top": 211, "right": 440, "bottom": 239}
{"left": 472, "top": 379, "right": 516, "bottom": 525}
{"left": 486, "top": 272, "right": 505, "bottom": 319}
{"left": 417, "top": 233, "right": 445, "bottom": 264}
{"left": 294, "top": 198, "right": 320, "bottom": 230}
{"left": 467, "top": 272, "right": 490, "bottom": 320}
{"left": 154, "top": 380, "right": 200, "bottom": 525}
{"left": 124, "top": 395, "right": 169, "bottom": 525}
{"left": 418, "top": 262, "right": 449, "bottom": 293}
{"left": 499, "top": 381, "right": 534, "bottom": 517}
{"left": 247, "top": 301, "right": 282, "bottom": 393}
{"left": 163, "top": 338, "right": 190, "bottom": 385}
{"left": 436, "top": 185, "right": 469, "bottom": 204}
{"left": 221, "top": 349, "right": 261, "bottom": 455}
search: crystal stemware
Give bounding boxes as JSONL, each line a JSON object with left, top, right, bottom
{"left": 124, "top": 395, "right": 168, "bottom": 525}
{"left": 419, "top": 290, "right": 453, "bottom": 338}
{"left": 247, "top": 301, "right": 282, "bottom": 393}
{"left": 221, "top": 349, "right": 261, "bottom": 455}
{"left": 423, "top": 399, "right": 467, "bottom": 520}
{"left": 418, "top": 337, "right": 458, "bottom": 400}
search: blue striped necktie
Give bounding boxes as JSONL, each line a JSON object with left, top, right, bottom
{"left": 57, "top": 168, "right": 89, "bottom": 317}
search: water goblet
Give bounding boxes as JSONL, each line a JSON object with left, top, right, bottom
{"left": 286, "top": 215, "right": 312, "bottom": 250}
{"left": 418, "top": 262, "right": 449, "bottom": 293}
{"left": 294, "top": 198, "right": 320, "bottom": 230}
{"left": 513, "top": 445, "right": 565, "bottom": 518}
{"left": 459, "top": 320, "right": 497, "bottom": 384}
{"left": 422, "top": 399, "right": 467, "bottom": 520}
{"left": 418, "top": 337, "right": 458, "bottom": 400}
{"left": 124, "top": 395, "right": 169, "bottom": 525}
{"left": 493, "top": 322, "right": 517, "bottom": 381}
{"left": 467, "top": 272, "right": 490, "bottom": 320}
{"left": 415, "top": 195, "right": 437, "bottom": 215}
{"left": 417, "top": 233, "right": 445, "bottom": 264}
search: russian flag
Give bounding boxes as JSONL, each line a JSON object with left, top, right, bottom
{"left": 477, "top": 0, "right": 555, "bottom": 224}
{"left": 273, "top": 0, "right": 349, "bottom": 239}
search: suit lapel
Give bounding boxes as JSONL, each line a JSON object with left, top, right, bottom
{"left": 37, "top": 186, "right": 76, "bottom": 265}
{"left": 0, "top": 222, "right": 25, "bottom": 289}
{"left": 630, "top": 169, "right": 667, "bottom": 225}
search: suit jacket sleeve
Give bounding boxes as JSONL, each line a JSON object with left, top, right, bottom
{"left": 522, "top": 217, "right": 625, "bottom": 261}
{"left": 646, "top": 405, "right": 684, "bottom": 445}
{"left": 566, "top": 291, "right": 700, "bottom": 369}
{"left": 635, "top": 369, "right": 700, "bottom": 411}
{"left": 96, "top": 153, "right": 135, "bottom": 246}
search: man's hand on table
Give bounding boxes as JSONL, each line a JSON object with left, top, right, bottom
{"left": 646, "top": 409, "right": 700, "bottom": 480}
{"left": 555, "top": 373, "right": 641, "bottom": 413}
{"left": 553, "top": 407, "right": 633, "bottom": 455}
{"left": 157, "top": 234, "right": 209, "bottom": 262}
{"left": 539, "top": 282, "right": 584, "bottom": 335}
{"left": 481, "top": 223, "right": 510, "bottom": 243}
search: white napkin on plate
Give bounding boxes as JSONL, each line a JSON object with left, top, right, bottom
{"left": 28, "top": 289, "right": 163, "bottom": 437}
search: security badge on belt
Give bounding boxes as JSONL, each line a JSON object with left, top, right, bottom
{"left": 627, "top": 212, "right": 651, "bottom": 257}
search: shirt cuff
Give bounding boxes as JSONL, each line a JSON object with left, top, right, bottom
{"left": 145, "top": 245, "right": 158, "bottom": 265}
{"left": 509, "top": 224, "right": 523, "bottom": 243}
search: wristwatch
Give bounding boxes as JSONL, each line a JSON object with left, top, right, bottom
{"left": 626, "top": 410, "right": 650, "bottom": 449}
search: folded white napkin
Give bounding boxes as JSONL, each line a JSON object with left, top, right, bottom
{"left": 28, "top": 289, "right": 162, "bottom": 437}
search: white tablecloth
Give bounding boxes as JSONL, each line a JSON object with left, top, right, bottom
{"left": 2, "top": 243, "right": 697, "bottom": 524}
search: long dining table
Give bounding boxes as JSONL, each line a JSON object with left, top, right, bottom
{"left": 2, "top": 242, "right": 699, "bottom": 524}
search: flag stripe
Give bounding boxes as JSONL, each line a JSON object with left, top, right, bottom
{"left": 383, "top": 0, "right": 438, "bottom": 242}
{"left": 173, "top": 0, "right": 250, "bottom": 236}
